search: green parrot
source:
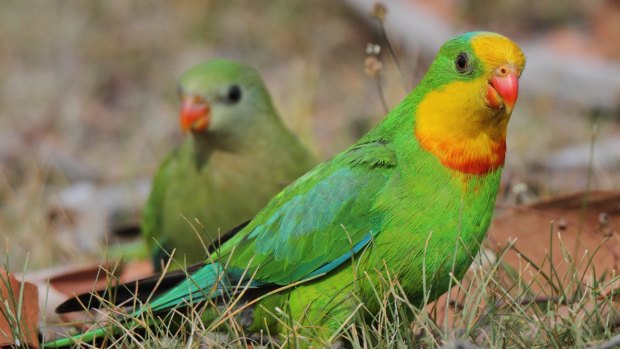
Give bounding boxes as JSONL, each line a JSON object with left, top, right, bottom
{"left": 46, "top": 32, "right": 525, "bottom": 347}
{"left": 142, "top": 59, "right": 316, "bottom": 269}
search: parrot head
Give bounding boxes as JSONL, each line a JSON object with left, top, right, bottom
{"left": 414, "top": 31, "right": 526, "bottom": 174}
{"left": 177, "top": 60, "right": 276, "bottom": 139}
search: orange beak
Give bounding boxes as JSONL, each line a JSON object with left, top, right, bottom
{"left": 180, "top": 96, "right": 210, "bottom": 133}
{"left": 485, "top": 64, "right": 519, "bottom": 115}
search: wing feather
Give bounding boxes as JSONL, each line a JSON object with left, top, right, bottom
{"left": 220, "top": 141, "right": 397, "bottom": 285}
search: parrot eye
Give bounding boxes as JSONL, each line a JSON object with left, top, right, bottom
{"left": 227, "top": 85, "right": 242, "bottom": 104}
{"left": 455, "top": 52, "right": 469, "bottom": 73}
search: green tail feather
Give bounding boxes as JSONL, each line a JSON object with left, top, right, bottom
{"left": 42, "top": 263, "right": 227, "bottom": 348}
{"left": 136, "top": 263, "right": 226, "bottom": 314}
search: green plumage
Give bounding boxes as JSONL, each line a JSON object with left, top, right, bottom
{"left": 142, "top": 60, "right": 316, "bottom": 269}
{"left": 45, "top": 32, "right": 525, "bottom": 347}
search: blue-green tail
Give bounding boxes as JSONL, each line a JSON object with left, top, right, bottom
{"left": 42, "top": 263, "right": 231, "bottom": 348}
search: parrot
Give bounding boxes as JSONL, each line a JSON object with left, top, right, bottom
{"left": 45, "top": 31, "right": 526, "bottom": 347}
{"left": 141, "top": 59, "right": 316, "bottom": 270}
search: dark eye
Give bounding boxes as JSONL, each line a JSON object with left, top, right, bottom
{"left": 455, "top": 52, "right": 469, "bottom": 73}
{"left": 227, "top": 85, "right": 242, "bottom": 104}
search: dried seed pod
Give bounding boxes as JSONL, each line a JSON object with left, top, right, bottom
{"left": 364, "top": 56, "right": 383, "bottom": 78}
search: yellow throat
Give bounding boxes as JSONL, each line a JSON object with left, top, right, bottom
{"left": 415, "top": 33, "right": 526, "bottom": 175}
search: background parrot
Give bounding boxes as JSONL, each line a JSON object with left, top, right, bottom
{"left": 141, "top": 59, "right": 316, "bottom": 270}
{"left": 47, "top": 31, "right": 525, "bottom": 347}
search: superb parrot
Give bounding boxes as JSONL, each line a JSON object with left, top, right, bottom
{"left": 142, "top": 59, "right": 316, "bottom": 269}
{"left": 46, "top": 32, "right": 525, "bottom": 347}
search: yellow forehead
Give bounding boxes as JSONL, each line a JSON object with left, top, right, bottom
{"left": 471, "top": 33, "right": 526, "bottom": 73}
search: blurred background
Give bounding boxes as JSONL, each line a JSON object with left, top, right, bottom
{"left": 1, "top": 0, "right": 619, "bottom": 271}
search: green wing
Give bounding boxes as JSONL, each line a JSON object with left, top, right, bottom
{"left": 142, "top": 140, "right": 398, "bottom": 314}
{"left": 220, "top": 140, "right": 398, "bottom": 284}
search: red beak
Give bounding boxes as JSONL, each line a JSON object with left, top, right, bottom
{"left": 180, "top": 96, "right": 210, "bottom": 133}
{"left": 485, "top": 65, "right": 519, "bottom": 115}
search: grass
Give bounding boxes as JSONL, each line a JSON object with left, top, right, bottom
{"left": 0, "top": 255, "right": 33, "bottom": 348}
{"left": 11, "top": 224, "right": 613, "bottom": 348}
